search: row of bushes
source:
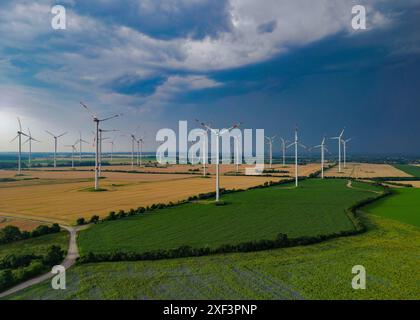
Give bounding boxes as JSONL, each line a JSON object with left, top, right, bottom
{"left": 0, "top": 224, "right": 61, "bottom": 245}
{"left": 0, "top": 245, "right": 65, "bottom": 292}
{"left": 76, "top": 179, "right": 296, "bottom": 225}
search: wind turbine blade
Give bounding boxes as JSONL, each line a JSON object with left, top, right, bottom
{"left": 80, "top": 102, "right": 96, "bottom": 118}
{"left": 45, "top": 130, "right": 55, "bottom": 137}
{"left": 17, "top": 117, "right": 22, "bottom": 131}
{"left": 22, "top": 138, "right": 30, "bottom": 145}
{"left": 57, "top": 132, "right": 68, "bottom": 138}
{"left": 99, "top": 114, "right": 121, "bottom": 122}
{"left": 330, "top": 137, "right": 339, "bottom": 140}
{"left": 286, "top": 142, "right": 295, "bottom": 149}
{"left": 20, "top": 132, "right": 30, "bottom": 138}
{"left": 299, "top": 143, "right": 307, "bottom": 149}
{"left": 10, "top": 135, "right": 19, "bottom": 143}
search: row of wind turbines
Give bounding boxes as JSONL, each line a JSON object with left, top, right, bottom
{"left": 265, "top": 127, "right": 352, "bottom": 187}
{"left": 10, "top": 114, "right": 144, "bottom": 177}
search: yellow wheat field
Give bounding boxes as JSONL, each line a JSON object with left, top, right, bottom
{"left": 0, "top": 170, "right": 286, "bottom": 224}
{"left": 0, "top": 216, "right": 42, "bottom": 231}
{"left": 324, "top": 163, "right": 411, "bottom": 178}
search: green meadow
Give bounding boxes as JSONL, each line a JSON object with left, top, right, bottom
{"left": 364, "top": 187, "right": 420, "bottom": 228}
{"left": 78, "top": 179, "right": 383, "bottom": 256}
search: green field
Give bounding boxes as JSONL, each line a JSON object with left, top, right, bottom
{"left": 393, "top": 164, "right": 420, "bottom": 177}
{"left": 7, "top": 215, "right": 419, "bottom": 300}
{"left": 0, "top": 232, "right": 69, "bottom": 260}
{"left": 78, "top": 179, "right": 383, "bottom": 256}
{"left": 364, "top": 187, "right": 420, "bottom": 227}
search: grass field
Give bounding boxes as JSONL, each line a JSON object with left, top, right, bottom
{"left": 7, "top": 215, "right": 419, "bottom": 300}
{"left": 0, "top": 169, "right": 284, "bottom": 224}
{"left": 78, "top": 179, "right": 383, "bottom": 256}
{"left": 0, "top": 232, "right": 69, "bottom": 260}
{"left": 393, "top": 164, "right": 420, "bottom": 178}
{"left": 325, "top": 163, "right": 411, "bottom": 178}
{"left": 364, "top": 187, "right": 420, "bottom": 228}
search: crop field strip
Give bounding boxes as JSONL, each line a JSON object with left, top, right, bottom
{"left": 0, "top": 231, "right": 69, "bottom": 260}
{"left": 324, "top": 163, "right": 411, "bottom": 178}
{"left": 364, "top": 187, "right": 420, "bottom": 228}
{"left": 392, "top": 164, "right": 420, "bottom": 178}
{"left": 77, "top": 179, "right": 383, "bottom": 256}
{"left": 0, "top": 170, "right": 285, "bottom": 224}
{"left": 8, "top": 214, "right": 420, "bottom": 300}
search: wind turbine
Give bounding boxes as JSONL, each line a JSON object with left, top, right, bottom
{"left": 80, "top": 102, "right": 121, "bottom": 190}
{"left": 23, "top": 128, "right": 40, "bottom": 168}
{"left": 311, "top": 137, "right": 329, "bottom": 179}
{"left": 130, "top": 134, "right": 136, "bottom": 169}
{"left": 279, "top": 137, "right": 288, "bottom": 167}
{"left": 342, "top": 138, "right": 352, "bottom": 168}
{"left": 65, "top": 140, "right": 78, "bottom": 168}
{"left": 45, "top": 130, "right": 67, "bottom": 168}
{"left": 107, "top": 136, "right": 118, "bottom": 162}
{"left": 197, "top": 120, "right": 241, "bottom": 202}
{"left": 77, "top": 131, "right": 89, "bottom": 162}
{"left": 136, "top": 137, "right": 145, "bottom": 166}
{"left": 331, "top": 128, "right": 345, "bottom": 173}
{"left": 265, "top": 135, "right": 276, "bottom": 169}
{"left": 10, "top": 118, "right": 29, "bottom": 174}
{"left": 286, "top": 126, "right": 306, "bottom": 187}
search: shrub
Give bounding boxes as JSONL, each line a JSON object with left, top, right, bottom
{"left": 0, "top": 269, "right": 14, "bottom": 291}
{"left": 76, "top": 217, "right": 86, "bottom": 225}
{"left": 89, "top": 215, "right": 100, "bottom": 224}
{"left": 42, "top": 245, "right": 65, "bottom": 266}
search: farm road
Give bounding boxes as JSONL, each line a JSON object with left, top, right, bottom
{"left": 0, "top": 224, "right": 86, "bottom": 298}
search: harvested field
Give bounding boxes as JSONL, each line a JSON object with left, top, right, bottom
{"left": 324, "top": 163, "right": 411, "bottom": 178}
{"left": 0, "top": 172, "right": 285, "bottom": 224}
{"left": 0, "top": 216, "right": 42, "bottom": 231}
{"left": 388, "top": 181, "right": 420, "bottom": 188}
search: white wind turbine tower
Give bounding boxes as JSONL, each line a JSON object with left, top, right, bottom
{"left": 331, "top": 128, "right": 345, "bottom": 173}
{"left": 342, "top": 138, "right": 352, "bottom": 168}
{"left": 107, "top": 136, "right": 117, "bottom": 162}
{"left": 10, "top": 118, "right": 29, "bottom": 174}
{"left": 23, "top": 128, "right": 40, "bottom": 169}
{"left": 98, "top": 129, "right": 118, "bottom": 176}
{"left": 130, "top": 134, "right": 136, "bottom": 169}
{"left": 279, "top": 137, "right": 288, "bottom": 167}
{"left": 287, "top": 126, "right": 306, "bottom": 187}
{"left": 45, "top": 130, "right": 67, "bottom": 168}
{"left": 80, "top": 102, "right": 121, "bottom": 190}
{"left": 136, "top": 137, "right": 145, "bottom": 166}
{"left": 197, "top": 120, "right": 241, "bottom": 202}
{"left": 195, "top": 128, "right": 208, "bottom": 177}
{"left": 265, "top": 135, "right": 276, "bottom": 169}
{"left": 312, "top": 137, "right": 329, "bottom": 179}
{"left": 77, "top": 131, "right": 89, "bottom": 162}
{"left": 65, "top": 140, "right": 78, "bottom": 169}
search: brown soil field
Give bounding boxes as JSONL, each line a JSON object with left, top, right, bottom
{"left": 0, "top": 216, "right": 42, "bottom": 231}
{"left": 324, "top": 163, "right": 411, "bottom": 178}
{"left": 0, "top": 172, "right": 286, "bottom": 225}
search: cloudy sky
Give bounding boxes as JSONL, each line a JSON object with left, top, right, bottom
{"left": 0, "top": 0, "right": 419, "bottom": 154}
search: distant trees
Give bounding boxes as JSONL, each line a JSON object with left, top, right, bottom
{"left": 0, "top": 224, "right": 61, "bottom": 245}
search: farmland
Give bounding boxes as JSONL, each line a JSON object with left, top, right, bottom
{"left": 324, "top": 163, "right": 411, "bottom": 178}
{"left": 364, "top": 187, "right": 420, "bottom": 228}
{"left": 0, "top": 231, "right": 69, "bottom": 260}
{"left": 0, "top": 216, "right": 42, "bottom": 231}
{"left": 0, "top": 169, "right": 286, "bottom": 224}
{"left": 7, "top": 215, "right": 420, "bottom": 300}
{"left": 392, "top": 164, "right": 420, "bottom": 178}
{"left": 78, "top": 179, "right": 383, "bottom": 256}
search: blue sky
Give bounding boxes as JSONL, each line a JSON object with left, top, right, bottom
{"left": 0, "top": 0, "right": 419, "bottom": 154}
